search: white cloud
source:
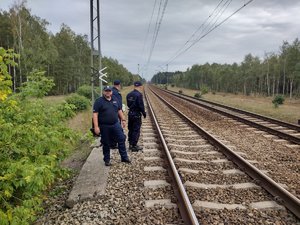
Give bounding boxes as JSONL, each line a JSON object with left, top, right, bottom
{"left": 1, "top": 0, "right": 300, "bottom": 80}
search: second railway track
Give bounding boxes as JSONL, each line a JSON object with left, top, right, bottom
{"left": 160, "top": 87, "right": 300, "bottom": 145}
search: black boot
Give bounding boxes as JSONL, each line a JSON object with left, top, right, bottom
{"left": 131, "top": 145, "right": 143, "bottom": 152}
{"left": 121, "top": 158, "right": 131, "bottom": 164}
{"left": 105, "top": 161, "right": 112, "bottom": 166}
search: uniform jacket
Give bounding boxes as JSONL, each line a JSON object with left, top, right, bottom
{"left": 126, "top": 89, "right": 146, "bottom": 117}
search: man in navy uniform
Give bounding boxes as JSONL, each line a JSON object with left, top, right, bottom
{"left": 110, "top": 80, "right": 123, "bottom": 149}
{"left": 112, "top": 80, "right": 122, "bottom": 109}
{"left": 126, "top": 81, "right": 146, "bottom": 152}
{"left": 93, "top": 85, "right": 131, "bottom": 166}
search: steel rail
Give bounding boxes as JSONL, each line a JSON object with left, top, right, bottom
{"left": 162, "top": 88, "right": 300, "bottom": 131}
{"left": 149, "top": 87, "right": 300, "bottom": 219}
{"left": 145, "top": 89, "right": 200, "bottom": 225}
{"left": 155, "top": 87, "right": 300, "bottom": 145}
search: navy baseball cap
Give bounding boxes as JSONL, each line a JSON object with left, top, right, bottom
{"left": 134, "top": 81, "right": 142, "bottom": 87}
{"left": 103, "top": 86, "right": 112, "bottom": 91}
{"left": 113, "top": 80, "right": 121, "bottom": 85}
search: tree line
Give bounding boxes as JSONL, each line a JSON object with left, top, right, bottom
{"left": 151, "top": 38, "right": 300, "bottom": 98}
{"left": 0, "top": 2, "right": 141, "bottom": 95}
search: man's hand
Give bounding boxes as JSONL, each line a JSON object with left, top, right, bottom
{"left": 94, "top": 126, "right": 100, "bottom": 135}
{"left": 121, "top": 120, "right": 126, "bottom": 128}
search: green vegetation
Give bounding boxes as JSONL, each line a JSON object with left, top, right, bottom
{"left": 0, "top": 48, "right": 18, "bottom": 101}
{"left": 194, "top": 92, "right": 201, "bottom": 98}
{"left": 66, "top": 93, "right": 90, "bottom": 111}
{"left": 76, "top": 85, "right": 93, "bottom": 99}
{"left": 272, "top": 95, "right": 285, "bottom": 108}
{"left": 0, "top": 2, "right": 143, "bottom": 96}
{"left": 0, "top": 51, "right": 80, "bottom": 224}
{"left": 179, "top": 89, "right": 183, "bottom": 94}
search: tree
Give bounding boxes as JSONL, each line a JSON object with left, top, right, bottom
{"left": 0, "top": 47, "right": 18, "bottom": 101}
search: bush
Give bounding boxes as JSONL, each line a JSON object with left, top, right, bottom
{"left": 19, "top": 70, "right": 55, "bottom": 99}
{"left": 0, "top": 97, "right": 79, "bottom": 224}
{"left": 171, "top": 84, "right": 175, "bottom": 87}
{"left": 55, "top": 102, "right": 77, "bottom": 119}
{"left": 194, "top": 92, "right": 201, "bottom": 98}
{"left": 179, "top": 90, "right": 183, "bottom": 94}
{"left": 200, "top": 86, "right": 209, "bottom": 95}
{"left": 66, "top": 93, "right": 90, "bottom": 111}
{"left": 164, "top": 85, "right": 168, "bottom": 90}
{"left": 212, "top": 91, "right": 216, "bottom": 95}
{"left": 272, "top": 95, "right": 285, "bottom": 108}
{"left": 76, "top": 85, "right": 92, "bottom": 99}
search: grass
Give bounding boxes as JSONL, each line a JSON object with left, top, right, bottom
{"left": 67, "top": 106, "right": 92, "bottom": 135}
{"left": 44, "top": 95, "right": 67, "bottom": 106}
{"left": 167, "top": 85, "right": 300, "bottom": 125}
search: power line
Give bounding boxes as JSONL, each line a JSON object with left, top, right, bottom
{"left": 145, "top": 0, "right": 168, "bottom": 76}
{"left": 139, "top": 0, "right": 158, "bottom": 65}
{"left": 167, "top": 0, "right": 227, "bottom": 63}
{"left": 161, "top": 0, "right": 253, "bottom": 68}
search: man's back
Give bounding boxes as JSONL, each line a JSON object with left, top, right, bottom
{"left": 112, "top": 86, "right": 122, "bottom": 108}
{"left": 127, "top": 90, "right": 144, "bottom": 115}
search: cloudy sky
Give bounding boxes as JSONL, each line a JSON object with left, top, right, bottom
{"left": 1, "top": 0, "right": 300, "bottom": 81}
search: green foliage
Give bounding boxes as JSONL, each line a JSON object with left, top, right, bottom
{"left": 0, "top": 48, "right": 18, "bottom": 101}
{"left": 76, "top": 85, "right": 92, "bottom": 99}
{"left": 19, "top": 70, "right": 55, "bottom": 99}
{"left": 1, "top": 5, "right": 138, "bottom": 95}
{"left": 194, "top": 92, "right": 202, "bottom": 98}
{"left": 55, "top": 102, "right": 77, "bottom": 119}
{"left": 0, "top": 83, "right": 80, "bottom": 223}
{"left": 200, "top": 86, "right": 209, "bottom": 95}
{"left": 272, "top": 95, "right": 285, "bottom": 108}
{"left": 179, "top": 90, "right": 183, "bottom": 94}
{"left": 65, "top": 93, "right": 90, "bottom": 111}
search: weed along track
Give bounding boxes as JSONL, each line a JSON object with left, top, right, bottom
{"left": 37, "top": 86, "right": 300, "bottom": 224}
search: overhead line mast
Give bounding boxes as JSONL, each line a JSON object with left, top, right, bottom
{"left": 90, "top": 0, "right": 102, "bottom": 104}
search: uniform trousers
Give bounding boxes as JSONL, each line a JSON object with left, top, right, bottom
{"left": 100, "top": 122, "right": 128, "bottom": 162}
{"left": 128, "top": 115, "right": 142, "bottom": 146}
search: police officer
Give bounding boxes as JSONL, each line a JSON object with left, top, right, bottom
{"left": 126, "top": 81, "right": 146, "bottom": 152}
{"left": 110, "top": 80, "right": 123, "bottom": 149}
{"left": 112, "top": 80, "right": 122, "bottom": 109}
{"left": 93, "top": 85, "right": 131, "bottom": 166}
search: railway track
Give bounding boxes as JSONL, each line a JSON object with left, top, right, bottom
{"left": 157, "top": 86, "right": 300, "bottom": 145}
{"left": 145, "top": 86, "right": 300, "bottom": 224}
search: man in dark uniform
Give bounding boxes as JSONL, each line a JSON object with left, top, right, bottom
{"left": 126, "top": 81, "right": 146, "bottom": 152}
{"left": 112, "top": 80, "right": 122, "bottom": 109}
{"left": 110, "top": 80, "right": 123, "bottom": 149}
{"left": 93, "top": 86, "right": 131, "bottom": 166}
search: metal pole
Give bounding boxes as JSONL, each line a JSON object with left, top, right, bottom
{"left": 90, "top": 0, "right": 102, "bottom": 104}
{"left": 90, "top": 0, "right": 94, "bottom": 104}
{"left": 96, "top": 0, "right": 102, "bottom": 92}
{"left": 166, "top": 64, "right": 168, "bottom": 85}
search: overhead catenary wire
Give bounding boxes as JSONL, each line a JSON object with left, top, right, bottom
{"left": 167, "top": 0, "right": 228, "bottom": 63}
{"left": 144, "top": 0, "right": 169, "bottom": 76}
{"left": 160, "top": 0, "right": 253, "bottom": 69}
{"left": 139, "top": 0, "right": 158, "bottom": 67}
